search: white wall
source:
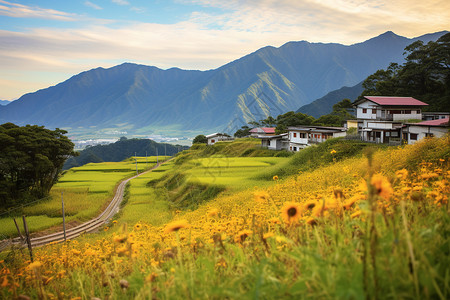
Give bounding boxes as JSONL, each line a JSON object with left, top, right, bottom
{"left": 289, "top": 131, "right": 308, "bottom": 145}
{"left": 356, "top": 101, "right": 378, "bottom": 119}
{"left": 367, "top": 122, "right": 393, "bottom": 129}
{"left": 407, "top": 125, "right": 448, "bottom": 144}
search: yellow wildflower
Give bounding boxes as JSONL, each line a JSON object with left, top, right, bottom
{"left": 281, "top": 202, "right": 302, "bottom": 224}
{"left": 164, "top": 219, "right": 190, "bottom": 234}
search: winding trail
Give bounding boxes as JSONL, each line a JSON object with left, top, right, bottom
{"left": 0, "top": 160, "right": 169, "bottom": 250}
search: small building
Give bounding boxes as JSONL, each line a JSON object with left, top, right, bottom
{"left": 403, "top": 118, "right": 449, "bottom": 144}
{"left": 346, "top": 120, "right": 358, "bottom": 129}
{"left": 422, "top": 112, "right": 450, "bottom": 121}
{"left": 287, "top": 126, "right": 347, "bottom": 151}
{"left": 259, "top": 133, "right": 289, "bottom": 151}
{"left": 249, "top": 127, "right": 276, "bottom": 137}
{"left": 206, "top": 133, "right": 233, "bottom": 145}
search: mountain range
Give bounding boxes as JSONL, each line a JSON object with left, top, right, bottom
{"left": 0, "top": 31, "right": 447, "bottom": 138}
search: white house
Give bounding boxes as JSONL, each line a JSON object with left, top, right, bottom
{"left": 354, "top": 96, "right": 428, "bottom": 122}
{"left": 404, "top": 118, "right": 449, "bottom": 144}
{"left": 354, "top": 96, "right": 430, "bottom": 144}
{"left": 259, "top": 133, "right": 289, "bottom": 151}
{"left": 287, "top": 126, "right": 347, "bottom": 151}
{"left": 206, "top": 133, "right": 233, "bottom": 145}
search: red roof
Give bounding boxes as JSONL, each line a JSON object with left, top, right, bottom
{"left": 250, "top": 127, "right": 276, "bottom": 134}
{"left": 364, "top": 96, "right": 428, "bottom": 106}
{"left": 414, "top": 118, "right": 449, "bottom": 126}
{"left": 261, "top": 127, "right": 275, "bottom": 134}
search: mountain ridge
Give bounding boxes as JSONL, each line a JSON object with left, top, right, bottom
{"left": 0, "top": 30, "right": 447, "bottom": 138}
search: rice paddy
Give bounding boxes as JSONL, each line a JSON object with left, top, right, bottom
{"left": 0, "top": 156, "right": 169, "bottom": 237}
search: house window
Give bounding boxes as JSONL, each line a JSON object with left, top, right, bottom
{"left": 404, "top": 110, "right": 411, "bottom": 114}
{"left": 410, "top": 133, "right": 418, "bottom": 140}
{"left": 372, "top": 109, "right": 377, "bottom": 114}
{"left": 425, "top": 133, "right": 434, "bottom": 138}
{"left": 300, "top": 133, "right": 305, "bottom": 138}
{"left": 267, "top": 140, "right": 271, "bottom": 146}
{"left": 362, "top": 108, "right": 367, "bottom": 113}
{"left": 211, "top": 139, "right": 215, "bottom": 143}
{"left": 293, "top": 132, "right": 297, "bottom": 138}
{"left": 290, "top": 146, "right": 292, "bottom": 151}
{"left": 293, "top": 147, "right": 297, "bottom": 151}
{"left": 416, "top": 110, "right": 421, "bottom": 114}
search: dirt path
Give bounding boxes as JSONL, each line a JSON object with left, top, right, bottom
{"left": 0, "top": 159, "right": 171, "bottom": 251}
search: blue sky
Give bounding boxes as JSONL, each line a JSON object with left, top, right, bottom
{"left": 0, "top": 0, "right": 449, "bottom": 100}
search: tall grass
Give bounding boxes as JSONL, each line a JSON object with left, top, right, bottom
{"left": 0, "top": 137, "right": 448, "bottom": 299}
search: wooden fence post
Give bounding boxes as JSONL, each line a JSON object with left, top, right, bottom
{"left": 22, "top": 215, "right": 33, "bottom": 262}
{"left": 13, "top": 217, "right": 25, "bottom": 243}
{"left": 62, "top": 191, "right": 66, "bottom": 242}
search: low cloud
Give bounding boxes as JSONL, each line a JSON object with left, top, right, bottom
{"left": 0, "top": 0, "right": 76, "bottom": 21}
{"left": 112, "top": 0, "right": 130, "bottom": 6}
{"left": 85, "top": 1, "right": 103, "bottom": 10}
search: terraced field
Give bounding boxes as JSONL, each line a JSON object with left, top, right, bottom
{"left": 0, "top": 156, "right": 169, "bottom": 237}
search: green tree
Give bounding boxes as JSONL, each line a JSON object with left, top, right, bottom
{"left": 0, "top": 123, "right": 76, "bottom": 207}
{"left": 234, "top": 126, "right": 251, "bottom": 138}
{"left": 360, "top": 33, "right": 450, "bottom": 111}
{"left": 274, "top": 111, "right": 315, "bottom": 133}
{"left": 192, "top": 134, "right": 207, "bottom": 144}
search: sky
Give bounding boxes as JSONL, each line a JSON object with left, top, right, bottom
{"left": 0, "top": 0, "right": 449, "bottom": 100}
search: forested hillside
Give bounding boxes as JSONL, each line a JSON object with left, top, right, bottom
{"left": 64, "top": 138, "right": 189, "bottom": 169}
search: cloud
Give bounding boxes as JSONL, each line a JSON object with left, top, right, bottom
{"left": 112, "top": 0, "right": 130, "bottom": 5}
{"left": 0, "top": 0, "right": 76, "bottom": 21}
{"left": 84, "top": 1, "right": 103, "bottom": 10}
{"left": 0, "top": 0, "right": 449, "bottom": 99}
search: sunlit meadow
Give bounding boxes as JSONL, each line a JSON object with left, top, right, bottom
{"left": 0, "top": 137, "right": 449, "bottom": 299}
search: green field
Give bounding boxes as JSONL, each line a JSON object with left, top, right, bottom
{"left": 116, "top": 155, "right": 287, "bottom": 225}
{"left": 0, "top": 156, "right": 169, "bottom": 237}
{"left": 118, "top": 160, "right": 175, "bottom": 226}
{"left": 183, "top": 156, "right": 285, "bottom": 188}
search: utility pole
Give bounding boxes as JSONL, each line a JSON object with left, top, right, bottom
{"left": 135, "top": 152, "right": 138, "bottom": 175}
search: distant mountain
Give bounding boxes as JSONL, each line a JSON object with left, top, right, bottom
{"left": 0, "top": 31, "right": 447, "bottom": 137}
{"left": 296, "top": 82, "right": 364, "bottom": 118}
{"left": 63, "top": 138, "right": 189, "bottom": 169}
{"left": 0, "top": 100, "right": 11, "bottom": 106}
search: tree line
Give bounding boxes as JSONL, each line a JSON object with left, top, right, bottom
{"left": 63, "top": 137, "right": 189, "bottom": 169}
{"left": 0, "top": 123, "right": 75, "bottom": 208}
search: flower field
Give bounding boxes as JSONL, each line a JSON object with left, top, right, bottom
{"left": 0, "top": 137, "right": 449, "bottom": 299}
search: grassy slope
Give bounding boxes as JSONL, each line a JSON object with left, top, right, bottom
{"left": 1, "top": 136, "right": 449, "bottom": 299}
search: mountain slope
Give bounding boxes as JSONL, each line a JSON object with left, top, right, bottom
{"left": 0, "top": 31, "right": 447, "bottom": 137}
{"left": 296, "top": 82, "right": 364, "bottom": 118}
